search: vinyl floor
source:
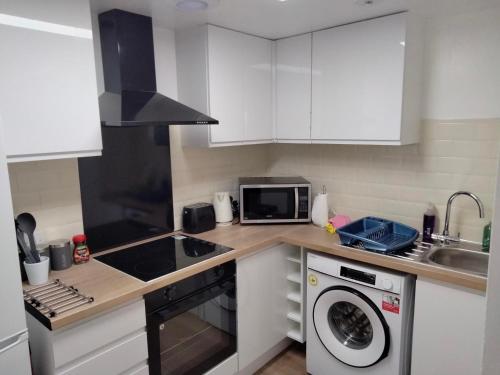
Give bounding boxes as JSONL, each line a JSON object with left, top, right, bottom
{"left": 255, "top": 343, "right": 307, "bottom": 375}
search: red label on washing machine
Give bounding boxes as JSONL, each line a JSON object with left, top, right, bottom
{"left": 382, "top": 294, "right": 400, "bottom": 314}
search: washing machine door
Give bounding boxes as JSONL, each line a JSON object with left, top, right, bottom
{"left": 313, "top": 285, "right": 390, "bottom": 368}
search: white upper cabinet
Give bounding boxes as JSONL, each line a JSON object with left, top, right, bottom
{"left": 311, "top": 13, "right": 423, "bottom": 145}
{"left": 275, "top": 34, "right": 312, "bottom": 143}
{"left": 0, "top": 0, "right": 101, "bottom": 162}
{"left": 176, "top": 25, "right": 273, "bottom": 147}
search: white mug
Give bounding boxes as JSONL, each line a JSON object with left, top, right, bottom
{"left": 213, "top": 192, "right": 233, "bottom": 223}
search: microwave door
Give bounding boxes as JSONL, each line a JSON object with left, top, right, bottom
{"left": 241, "top": 187, "right": 296, "bottom": 222}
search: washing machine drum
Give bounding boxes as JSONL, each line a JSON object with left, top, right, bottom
{"left": 313, "top": 285, "right": 390, "bottom": 368}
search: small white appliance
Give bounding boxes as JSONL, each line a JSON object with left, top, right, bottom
{"left": 306, "top": 252, "right": 415, "bottom": 375}
{"left": 213, "top": 192, "right": 233, "bottom": 225}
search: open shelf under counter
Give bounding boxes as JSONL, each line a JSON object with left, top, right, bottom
{"left": 285, "top": 246, "right": 306, "bottom": 343}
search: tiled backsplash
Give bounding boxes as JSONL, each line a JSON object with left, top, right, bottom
{"left": 7, "top": 128, "right": 270, "bottom": 243}
{"left": 169, "top": 126, "right": 270, "bottom": 229}
{"left": 268, "top": 119, "right": 500, "bottom": 242}
{"left": 7, "top": 119, "right": 500, "bottom": 244}
{"left": 8, "top": 158, "right": 84, "bottom": 242}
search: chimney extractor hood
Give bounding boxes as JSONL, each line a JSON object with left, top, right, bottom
{"left": 98, "top": 9, "right": 218, "bottom": 126}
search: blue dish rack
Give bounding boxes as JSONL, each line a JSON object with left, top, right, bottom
{"left": 337, "top": 217, "right": 419, "bottom": 254}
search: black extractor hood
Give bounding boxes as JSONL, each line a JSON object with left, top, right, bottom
{"left": 98, "top": 9, "right": 218, "bottom": 126}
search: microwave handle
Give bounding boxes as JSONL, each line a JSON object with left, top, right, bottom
{"left": 294, "top": 188, "right": 299, "bottom": 219}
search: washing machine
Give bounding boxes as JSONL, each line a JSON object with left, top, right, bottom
{"left": 306, "top": 252, "right": 415, "bottom": 375}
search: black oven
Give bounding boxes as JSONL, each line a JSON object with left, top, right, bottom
{"left": 239, "top": 177, "right": 311, "bottom": 224}
{"left": 145, "top": 261, "right": 236, "bottom": 375}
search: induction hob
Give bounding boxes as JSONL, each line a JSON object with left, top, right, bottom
{"left": 94, "top": 235, "right": 233, "bottom": 282}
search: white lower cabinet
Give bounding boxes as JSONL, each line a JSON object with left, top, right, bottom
{"left": 26, "top": 299, "right": 148, "bottom": 375}
{"left": 411, "top": 278, "right": 486, "bottom": 375}
{"left": 237, "top": 243, "right": 300, "bottom": 374}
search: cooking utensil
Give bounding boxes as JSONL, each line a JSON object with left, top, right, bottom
{"left": 16, "top": 226, "right": 35, "bottom": 263}
{"left": 16, "top": 213, "right": 40, "bottom": 262}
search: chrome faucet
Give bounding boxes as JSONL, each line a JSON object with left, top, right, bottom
{"left": 442, "top": 191, "right": 485, "bottom": 237}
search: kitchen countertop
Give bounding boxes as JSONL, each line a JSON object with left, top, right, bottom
{"left": 24, "top": 224, "right": 487, "bottom": 330}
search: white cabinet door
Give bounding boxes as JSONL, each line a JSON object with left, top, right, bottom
{"left": 276, "top": 34, "right": 312, "bottom": 142}
{"left": 0, "top": 0, "right": 101, "bottom": 162}
{"left": 237, "top": 244, "right": 290, "bottom": 372}
{"left": 311, "top": 13, "right": 406, "bottom": 143}
{"left": 207, "top": 26, "right": 273, "bottom": 144}
{"left": 412, "top": 278, "right": 486, "bottom": 375}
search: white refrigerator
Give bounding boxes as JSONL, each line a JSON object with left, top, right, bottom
{"left": 0, "top": 123, "right": 31, "bottom": 373}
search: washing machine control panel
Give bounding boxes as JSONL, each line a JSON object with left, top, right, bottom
{"left": 382, "top": 279, "right": 394, "bottom": 291}
{"left": 308, "top": 253, "right": 402, "bottom": 294}
{"left": 340, "top": 266, "right": 376, "bottom": 285}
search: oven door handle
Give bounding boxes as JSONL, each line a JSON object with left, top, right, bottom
{"left": 294, "top": 187, "right": 299, "bottom": 219}
{"left": 154, "top": 280, "right": 235, "bottom": 322}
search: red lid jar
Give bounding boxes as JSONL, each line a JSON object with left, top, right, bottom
{"left": 72, "top": 234, "right": 90, "bottom": 264}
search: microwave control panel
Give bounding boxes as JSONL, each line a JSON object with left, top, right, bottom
{"left": 298, "top": 187, "right": 310, "bottom": 218}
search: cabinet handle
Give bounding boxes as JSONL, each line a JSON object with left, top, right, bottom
{"left": 294, "top": 188, "right": 299, "bottom": 219}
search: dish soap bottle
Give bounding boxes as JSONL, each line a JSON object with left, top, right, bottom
{"left": 422, "top": 203, "right": 436, "bottom": 243}
{"left": 482, "top": 221, "right": 491, "bottom": 252}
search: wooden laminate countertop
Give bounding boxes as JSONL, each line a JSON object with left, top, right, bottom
{"left": 24, "top": 224, "right": 487, "bottom": 330}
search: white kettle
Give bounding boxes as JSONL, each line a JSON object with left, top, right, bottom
{"left": 213, "top": 192, "right": 233, "bottom": 225}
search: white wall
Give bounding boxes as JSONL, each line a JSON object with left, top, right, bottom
{"left": 422, "top": 7, "right": 500, "bottom": 120}
{"left": 482, "top": 162, "right": 500, "bottom": 374}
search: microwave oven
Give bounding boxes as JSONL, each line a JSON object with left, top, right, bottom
{"left": 239, "top": 177, "right": 312, "bottom": 224}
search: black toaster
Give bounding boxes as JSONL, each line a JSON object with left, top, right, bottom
{"left": 182, "top": 203, "right": 216, "bottom": 234}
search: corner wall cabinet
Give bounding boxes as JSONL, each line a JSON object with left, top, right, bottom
{"left": 176, "top": 25, "right": 273, "bottom": 147}
{"left": 0, "top": 0, "right": 102, "bottom": 162}
{"left": 275, "top": 34, "right": 312, "bottom": 143}
{"left": 177, "top": 12, "right": 422, "bottom": 147}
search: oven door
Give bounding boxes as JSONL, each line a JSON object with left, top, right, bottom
{"left": 240, "top": 185, "right": 310, "bottom": 223}
{"left": 146, "top": 278, "right": 236, "bottom": 375}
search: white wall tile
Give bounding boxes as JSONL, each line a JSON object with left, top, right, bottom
{"left": 268, "top": 119, "right": 500, "bottom": 242}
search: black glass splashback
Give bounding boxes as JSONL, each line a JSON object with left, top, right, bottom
{"left": 78, "top": 126, "right": 174, "bottom": 252}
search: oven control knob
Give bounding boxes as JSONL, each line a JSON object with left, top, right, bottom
{"left": 164, "top": 286, "right": 176, "bottom": 300}
{"left": 382, "top": 279, "right": 393, "bottom": 291}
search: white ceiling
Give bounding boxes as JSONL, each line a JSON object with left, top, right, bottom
{"left": 90, "top": 0, "right": 500, "bottom": 39}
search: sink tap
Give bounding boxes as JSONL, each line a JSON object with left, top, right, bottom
{"left": 443, "top": 191, "right": 484, "bottom": 237}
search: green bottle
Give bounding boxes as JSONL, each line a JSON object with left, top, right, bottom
{"left": 482, "top": 222, "right": 491, "bottom": 252}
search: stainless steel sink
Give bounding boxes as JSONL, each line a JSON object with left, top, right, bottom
{"left": 424, "top": 247, "right": 489, "bottom": 276}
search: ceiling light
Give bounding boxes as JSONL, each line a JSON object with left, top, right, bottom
{"left": 175, "top": 0, "right": 209, "bottom": 11}
{"left": 355, "top": 0, "right": 379, "bottom": 6}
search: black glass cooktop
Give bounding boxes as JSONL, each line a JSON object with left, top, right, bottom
{"left": 94, "top": 235, "right": 233, "bottom": 282}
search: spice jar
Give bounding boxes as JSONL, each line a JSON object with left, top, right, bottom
{"left": 72, "top": 234, "right": 90, "bottom": 264}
